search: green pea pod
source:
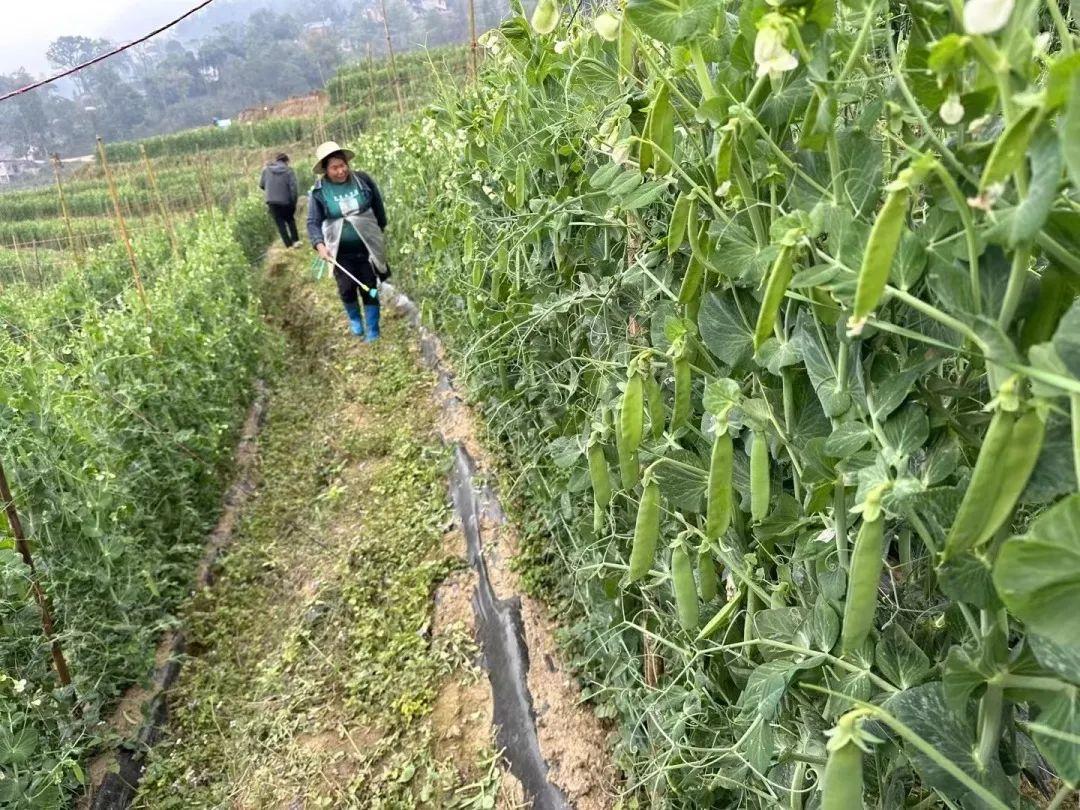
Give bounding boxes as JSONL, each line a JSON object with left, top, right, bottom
{"left": 687, "top": 196, "right": 723, "bottom": 278}
{"left": 698, "top": 550, "right": 718, "bottom": 602}
{"left": 714, "top": 126, "right": 733, "bottom": 187}
{"left": 588, "top": 439, "right": 611, "bottom": 511}
{"left": 753, "top": 244, "right": 795, "bottom": 350}
{"left": 678, "top": 255, "right": 705, "bottom": 306}
{"left": 852, "top": 185, "right": 909, "bottom": 324}
{"left": 629, "top": 478, "right": 660, "bottom": 582}
{"left": 981, "top": 105, "right": 1042, "bottom": 190}
{"left": 706, "top": 430, "right": 733, "bottom": 540}
{"left": 618, "top": 371, "right": 645, "bottom": 490}
{"left": 944, "top": 408, "right": 1016, "bottom": 558}
{"left": 670, "top": 344, "right": 691, "bottom": 434}
{"left": 841, "top": 516, "right": 885, "bottom": 656}
{"left": 668, "top": 192, "right": 691, "bottom": 256}
{"left": 650, "top": 83, "right": 674, "bottom": 176}
{"left": 645, "top": 368, "right": 665, "bottom": 441}
{"left": 697, "top": 586, "right": 743, "bottom": 641}
{"left": 671, "top": 544, "right": 699, "bottom": 630}
{"left": 821, "top": 740, "right": 865, "bottom": 810}
{"left": 750, "top": 430, "right": 770, "bottom": 523}
{"left": 974, "top": 408, "right": 1045, "bottom": 548}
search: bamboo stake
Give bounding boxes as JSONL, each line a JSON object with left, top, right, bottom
{"left": 96, "top": 136, "right": 150, "bottom": 319}
{"left": 141, "top": 144, "right": 179, "bottom": 257}
{"left": 379, "top": 0, "right": 406, "bottom": 116}
{"left": 0, "top": 459, "right": 72, "bottom": 687}
{"left": 50, "top": 155, "right": 84, "bottom": 270}
{"left": 468, "top": 0, "right": 479, "bottom": 81}
{"left": 11, "top": 236, "right": 28, "bottom": 285}
{"left": 365, "top": 43, "right": 378, "bottom": 119}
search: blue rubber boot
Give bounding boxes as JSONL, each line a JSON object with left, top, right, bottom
{"left": 343, "top": 302, "right": 365, "bottom": 336}
{"left": 363, "top": 304, "right": 381, "bottom": 342}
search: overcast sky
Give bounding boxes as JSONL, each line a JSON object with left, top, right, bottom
{"left": 0, "top": 0, "right": 200, "bottom": 75}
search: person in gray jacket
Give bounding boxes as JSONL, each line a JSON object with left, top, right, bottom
{"left": 259, "top": 153, "right": 300, "bottom": 248}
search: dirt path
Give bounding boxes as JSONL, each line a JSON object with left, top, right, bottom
{"left": 120, "top": 243, "right": 615, "bottom": 808}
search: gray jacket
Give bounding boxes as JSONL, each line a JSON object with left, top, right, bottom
{"left": 260, "top": 161, "right": 298, "bottom": 206}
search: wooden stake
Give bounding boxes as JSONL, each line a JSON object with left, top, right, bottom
{"left": 11, "top": 236, "right": 28, "bottom": 285}
{"left": 0, "top": 459, "right": 72, "bottom": 687}
{"left": 379, "top": 0, "right": 406, "bottom": 116}
{"left": 141, "top": 144, "right": 179, "bottom": 257}
{"left": 468, "top": 0, "right": 479, "bottom": 81}
{"left": 51, "top": 155, "right": 84, "bottom": 270}
{"left": 97, "top": 136, "right": 151, "bottom": 319}
{"left": 365, "top": 43, "right": 378, "bottom": 117}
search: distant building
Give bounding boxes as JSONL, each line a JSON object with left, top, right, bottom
{"left": 0, "top": 159, "right": 43, "bottom": 186}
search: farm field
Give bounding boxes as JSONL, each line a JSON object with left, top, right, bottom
{"left": 3, "top": 3, "right": 1080, "bottom": 809}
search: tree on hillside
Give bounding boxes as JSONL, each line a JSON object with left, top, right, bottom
{"left": 45, "top": 36, "right": 111, "bottom": 96}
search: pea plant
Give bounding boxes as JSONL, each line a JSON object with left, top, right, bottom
{"left": 361, "top": 0, "right": 1080, "bottom": 805}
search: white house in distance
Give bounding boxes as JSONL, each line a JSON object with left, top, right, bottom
{"left": 0, "top": 158, "right": 44, "bottom": 186}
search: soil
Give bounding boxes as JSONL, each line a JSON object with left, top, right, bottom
{"left": 403, "top": 297, "right": 618, "bottom": 810}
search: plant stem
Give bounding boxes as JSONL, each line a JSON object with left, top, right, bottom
{"left": 1072, "top": 394, "right": 1080, "bottom": 486}
{"left": 975, "top": 683, "right": 1004, "bottom": 771}
{"left": 1046, "top": 0, "right": 1075, "bottom": 54}
{"left": 997, "top": 246, "right": 1032, "bottom": 331}
{"left": 885, "top": 285, "right": 982, "bottom": 344}
{"left": 690, "top": 45, "right": 716, "bottom": 101}
{"left": 1047, "top": 784, "right": 1076, "bottom": 810}
{"left": 837, "top": 0, "right": 879, "bottom": 86}
{"left": 931, "top": 162, "right": 982, "bottom": 316}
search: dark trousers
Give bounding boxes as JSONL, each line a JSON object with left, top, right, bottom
{"left": 333, "top": 244, "right": 380, "bottom": 308}
{"left": 268, "top": 203, "right": 299, "bottom": 246}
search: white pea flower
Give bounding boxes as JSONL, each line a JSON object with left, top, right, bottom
{"left": 715, "top": 180, "right": 732, "bottom": 197}
{"left": 471, "top": 171, "right": 483, "bottom": 182}
{"left": 554, "top": 40, "right": 571, "bottom": 54}
{"left": 967, "top": 181, "right": 1006, "bottom": 211}
{"left": 939, "top": 93, "right": 965, "bottom": 125}
{"left": 13, "top": 679, "right": 26, "bottom": 694}
{"left": 1034, "top": 31, "right": 1052, "bottom": 54}
{"left": 754, "top": 17, "right": 798, "bottom": 79}
{"left": 962, "top": 0, "right": 1014, "bottom": 35}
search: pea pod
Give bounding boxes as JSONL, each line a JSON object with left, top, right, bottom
{"left": 851, "top": 185, "right": 910, "bottom": 325}
{"left": 946, "top": 408, "right": 1045, "bottom": 558}
{"left": 713, "top": 125, "right": 733, "bottom": 187}
{"left": 750, "top": 430, "right": 770, "bottom": 523}
{"left": 697, "top": 585, "right": 744, "bottom": 641}
{"left": 706, "top": 430, "right": 733, "bottom": 540}
{"left": 645, "top": 368, "right": 665, "bottom": 441}
{"left": 841, "top": 516, "right": 884, "bottom": 656}
{"left": 753, "top": 244, "right": 795, "bottom": 350}
{"left": 617, "top": 369, "right": 645, "bottom": 490}
{"left": 649, "top": 83, "right": 674, "bottom": 176}
{"left": 946, "top": 408, "right": 1015, "bottom": 556}
{"left": 629, "top": 477, "right": 660, "bottom": 583}
{"left": 822, "top": 737, "right": 865, "bottom": 810}
{"left": 671, "top": 544, "right": 699, "bottom": 630}
{"left": 668, "top": 192, "right": 691, "bottom": 256}
{"left": 677, "top": 255, "right": 704, "bottom": 306}
{"left": 587, "top": 438, "right": 611, "bottom": 511}
{"left": 698, "top": 550, "right": 718, "bottom": 602}
{"left": 670, "top": 341, "right": 691, "bottom": 434}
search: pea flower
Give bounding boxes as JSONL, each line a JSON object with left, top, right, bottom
{"left": 754, "top": 17, "right": 798, "bottom": 79}
{"left": 939, "top": 93, "right": 965, "bottom": 125}
{"left": 554, "top": 39, "right": 571, "bottom": 54}
{"left": 962, "top": 0, "right": 1014, "bottom": 35}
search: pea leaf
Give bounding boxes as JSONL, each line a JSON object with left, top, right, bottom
{"left": 0, "top": 727, "right": 38, "bottom": 766}
{"left": 1006, "top": 125, "right": 1063, "bottom": 247}
{"left": 699, "top": 291, "right": 753, "bottom": 368}
{"left": 797, "top": 598, "right": 839, "bottom": 653}
{"left": 738, "top": 659, "right": 796, "bottom": 721}
{"left": 1063, "top": 73, "right": 1080, "bottom": 189}
{"left": 625, "top": 0, "right": 720, "bottom": 44}
{"left": 869, "top": 355, "right": 938, "bottom": 422}
{"left": 620, "top": 180, "right": 669, "bottom": 210}
{"left": 993, "top": 494, "right": 1080, "bottom": 650}
{"left": 823, "top": 422, "right": 873, "bottom": 457}
{"left": 1029, "top": 634, "right": 1080, "bottom": 685}
{"left": 882, "top": 404, "right": 929, "bottom": 461}
{"left": 875, "top": 623, "right": 930, "bottom": 690}
{"left": 885, "top": 683, "right": 1016, "bottom": 806}
{"left": 652, "top": 448, "right": 707, "bottom": 513}
{"left": 1031, "top": 691, "right": 1080, "bottom": 786}
{"left": 937, "top": 552, "right": 1000, "bottom": 610}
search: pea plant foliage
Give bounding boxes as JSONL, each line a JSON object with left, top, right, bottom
{"left": 358, "top": 0, "right": 1080, "bottom": 805}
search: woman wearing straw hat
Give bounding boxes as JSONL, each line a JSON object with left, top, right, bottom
{"left": 307, "top": 141, "right": 389, "bottom": 341}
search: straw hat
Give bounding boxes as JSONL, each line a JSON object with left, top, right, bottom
{"left": 313, "top": 141, "right": 355, "bottom": 174}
